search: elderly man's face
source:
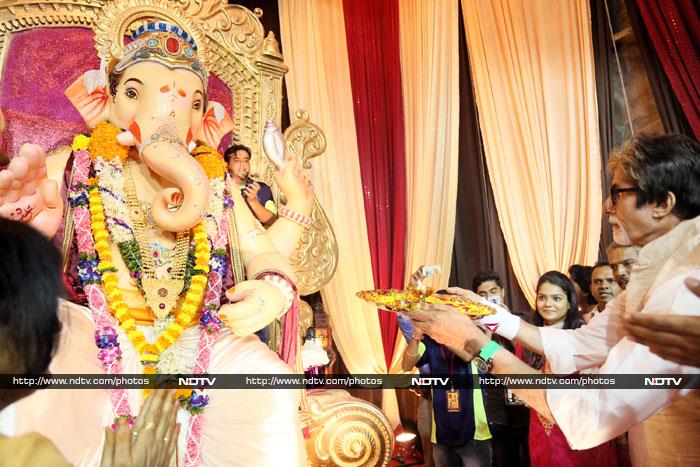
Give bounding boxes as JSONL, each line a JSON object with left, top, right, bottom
{"left": 604, "top": 167, "right": 658, "bottom": 247}
{"left": 607, "top": 246, "right": 639, "bottom": 289}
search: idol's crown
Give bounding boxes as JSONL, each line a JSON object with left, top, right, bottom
{"left": 112, "top": 22, "right": 207, "bottom": 84}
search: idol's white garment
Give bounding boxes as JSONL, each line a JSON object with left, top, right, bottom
{"left": 8, "top": 300, "right": 307, "bottom": 466}
{"left": 539, "top": 217, "right": 700, "bottom": 466}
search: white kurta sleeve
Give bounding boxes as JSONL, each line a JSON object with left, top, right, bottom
{"left": 545, "top": 273, "right": 700, "bottom": 450}
{"left": 539, "top": 294, "right": 625, "bottom": 374}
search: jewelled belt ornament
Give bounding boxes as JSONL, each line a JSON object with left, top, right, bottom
{"left": 356, "top": 264, "right": 496, "bottom": 318}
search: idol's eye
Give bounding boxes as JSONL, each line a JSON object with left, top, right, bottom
{"left": 192, "top": 100, "right": 202, "bottom": 111}
{"left": 125, "top": 87, "right": 139, "bottom": 100}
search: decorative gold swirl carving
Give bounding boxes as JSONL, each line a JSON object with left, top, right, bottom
{"left": 286, "top": 109, "right": 327, "bottom": 169}
{"left": 298, "top": 299, "right": 313, "bottom": 336}
{"left": 302, "top": 390, "right": 393, "bottom": 467}
{"left": 281, "top": 111, "right": 337, "bottom": 296}
{"left": 178, "top": 1, "right": 264, "bottom": 56}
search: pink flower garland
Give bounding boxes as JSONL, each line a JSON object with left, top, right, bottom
{"left": 72, "top": 149, "right": 133, "bottom": 420}
{"left": 71, "top": 148, "right": 229, "bottom": 465}
{"left": 184, "top": 212, "right": 228, "bottom": 467}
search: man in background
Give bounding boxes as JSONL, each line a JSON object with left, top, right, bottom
{"left": 606, "top": 242, "right": 640, "bottom": 290}
{"left": 472, "top": 271, "right": 529, "bottom": 467}
{"left": 588, "top": 260, "right": 621, "bottom": 322}
{"left": 225, "top": 144, "right": 277, "bottom": 226}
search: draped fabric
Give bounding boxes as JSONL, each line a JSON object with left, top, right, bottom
{"left": 461, "top": 0, "right": 602, "bottom": 306}
{"left": 590, "top": 0, "right": 616, "bottom": 255}
{"left": 626, "top": 0, "right": 697, "bottom": 137}
{"left": 278, "top": 0, "right": 400, "bottom": 427}
{"left": 449, "top": 7, "right": 531, "bottom": 317}
{"left": 342, "top": 0, "right": 406, "bottom": 370}
{"left": 633, "top": 0, "right": 700, "bottom": 139}
{"left": 394, "top": 0, "right": 460, "bottom": 365}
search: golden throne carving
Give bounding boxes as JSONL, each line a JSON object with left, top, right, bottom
{"left": 0, "top": 1, "right": 391, "bottom": 465}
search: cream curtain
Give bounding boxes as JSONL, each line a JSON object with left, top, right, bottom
{"left": 392, "top": 0, "right": 461, "bottom": 369}
{"left": 461, "top": 0, "right": 602, "bottom": 305}
{"left": 278, "top": 0, "right": 400, "bottom": 426}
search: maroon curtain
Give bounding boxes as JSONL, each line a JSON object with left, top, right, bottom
{"left": 635, "top": 0, "right": 700, "bottom": 138}
{"left": 343, "top": 0, "right": 406, "bottom": 369}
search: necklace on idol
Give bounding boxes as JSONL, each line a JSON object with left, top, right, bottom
{"left": 122, "top": 159, "right": 190, "bottom": 320}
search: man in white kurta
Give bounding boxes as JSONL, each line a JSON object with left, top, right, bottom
{"left": 540, "top": 217, "right": 700, "bottom": 466}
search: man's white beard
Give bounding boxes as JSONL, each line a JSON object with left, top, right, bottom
{"left": 612, "top": 223, "right": 633, "bottom": 247}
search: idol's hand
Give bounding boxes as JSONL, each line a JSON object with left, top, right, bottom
{"left": 0, "top": 144, "right": 63, "bottom": 237}
{"left": 219, "top": 280, "right": 287, "bottom": 336}
{"left": 274, "top": 152, "right": 313, "bottom": 214}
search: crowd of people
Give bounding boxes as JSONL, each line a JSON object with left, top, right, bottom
{"left": 404, "top": 133, "right": 700, "bottom": 466}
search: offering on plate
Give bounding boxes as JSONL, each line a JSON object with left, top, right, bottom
{"left": 357, "top": 264, "right": 496, "bottom": 318}
{"left": 356, "top": 288, "right": 495, "bottom": 318}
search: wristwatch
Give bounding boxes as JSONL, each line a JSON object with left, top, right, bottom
{"left": 473, "top": 341, "right": 500, "bottom": 373}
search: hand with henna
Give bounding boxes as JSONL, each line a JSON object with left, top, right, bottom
{"left": 0, "top": 144, "right": 63, "bottom": 237}
{"left": 622, "top": 277, "right": 700, "bottom": 368}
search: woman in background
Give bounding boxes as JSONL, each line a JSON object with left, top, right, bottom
{"left": 567, "top": 265, "right": 597, "bottom": 316}
{"left": 519, "top": 271, "right": 617, "bottom": 467}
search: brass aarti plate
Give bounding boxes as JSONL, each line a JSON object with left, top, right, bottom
{"left": 356, "top": 288, "right": 496, "bottom": 318}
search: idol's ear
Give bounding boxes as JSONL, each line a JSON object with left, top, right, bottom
{"left": 196, "top": 101, "right": 233, "bottom": 148}
{"left": 65, "top": 70, "right": 110, "bottom": 127}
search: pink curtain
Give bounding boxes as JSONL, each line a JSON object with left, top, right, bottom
{"left": 635, "top": 0, "right": 700, "bottom": 138}
{"left": 342, "top": 0, "right": 406, "bottom": 369}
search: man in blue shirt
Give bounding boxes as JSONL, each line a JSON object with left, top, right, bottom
{"left": 224, "top": 144, "right": 277, "bottom": 227}
{"left": 402, "top": 324, "right": 492, "bottom": 467}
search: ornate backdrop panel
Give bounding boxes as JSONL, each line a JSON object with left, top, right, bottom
{"left": 0, "top": 27, "right": 233, "bottom": 158}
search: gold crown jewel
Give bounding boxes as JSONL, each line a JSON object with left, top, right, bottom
{"left": 93, "top": 0, "right": 210, "bottom": 83}
{"left": 113, "top": 22, "right": 208, "bottom": 84}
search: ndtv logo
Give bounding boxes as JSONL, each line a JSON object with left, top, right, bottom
{"left": 178, "top": 377, "right": 216, "bottom": 386}
{"left": 644, "top": 377, "right": 682, "bottom": 386}
{"left": 411, "top": 377, "right": 450, "bottom": 386}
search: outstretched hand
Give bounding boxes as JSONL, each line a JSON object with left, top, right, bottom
{"left": 0, "top": 143, "right": 63, "bottom": 237}
{"left": 404, "top": 304, "right": 490, "bottom": 357}
{"left": 622, "top": 276, "right": 700, "bottom": 368}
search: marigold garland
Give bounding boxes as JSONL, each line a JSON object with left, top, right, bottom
{"left": 87, "top": 177, "right": 211, "bottom": 369}
{"left": 192, "top": 145, "right": 226, "bottom": 179}
{"left": 88, "top": 122, "right": 129, "bottom": 162}
{"left": 72, "top": 133, "right": 91, "bottom": 152}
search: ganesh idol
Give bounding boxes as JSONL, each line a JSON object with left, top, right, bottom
{"left": 0, "top": 15, "right": 314, "bottom": 467}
